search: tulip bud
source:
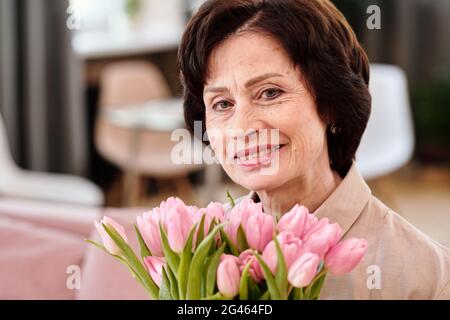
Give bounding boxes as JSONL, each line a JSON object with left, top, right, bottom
{"left": 325, "top": 238, "right": 367, "bottom": 275}
{"left": 302, "top": 219, "right": 342, "bottom": 259}
{"left": 143, "top": 256, "right": 166, "bottom": 287}
{"left": 239, "top": 249, "right": 264, "bottom": 283}
{"left": 262, "top": 231, "right": 303, "bottom": 274}
{"left": 244, "top": 212, "right": 275, "bottom": 252}
{"left": 163, "top": 198, "right": 194, "bottom": 253}
{"left": 217, "top": 255, "right": 241, "bottom": 298}
{"left": 288, "top": 252, "right": 320, "bottom": 288}
{"left": 137, "top": 210, "right": 163, "bottom": 257}
{"left": 224, "top": 199, "right": 263, "bottom": 246}
{"left": 94, "top": 216, "right": 128, "bottom": 256}
{"left": 204, "top": 202, "right": 225, "bottom": 233}
{"left": 277, "top": 204, "right": 317, "bottom": 239}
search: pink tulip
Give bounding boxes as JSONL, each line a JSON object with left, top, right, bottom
{"left": 277, "top": 204, "right": 318, "bottom": 239}
{"left": 144, "top": 256, "right": 166, "bottom": 287}
{"left": 163, "top": 197, "right": 194, "bottom": 253}
{"left": 288, "top": 252, "right": 320, "bottom": 288}
{"left": 239, "top": 249, "right": 264, "bottom": 283}
{"left": 137, "top": 210, "right": 163, "bottom": 257}
{"left": 325, "top": 238, "right": 368, "bottom": 275}
{"left": 187, "top": 205, "right": 201, "bottom": 221}
{"left": 193, "top": 202, "right": 225, "bottom": 236}
{"left": 243, "top": 212, "right": 275, "bottom": 252}
{"left": 158, "top": 197, "right": 189, "bottom": 224}
{"left": 302, "top": 216, "right": 329, "bottom": 239}
{"left": 94, "top": 216, "right": 128, "bottom": 255}
{"left": 223, "top": 199, "right": 263, "bottom": 246}
{"left": 262, "top": 231, "right": 303, "bottom": 274}
{"left": 217, "top": 255, "right": 241, "bottom": 298}
{"left": 301, "top": 218, "right": 342, "bottom": 259}
{"left": 204, "top": 202, "right": 225, "bottom": 233}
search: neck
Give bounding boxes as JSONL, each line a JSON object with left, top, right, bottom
{"left": 255, "top": 159, "right": 342, "bottom": 218}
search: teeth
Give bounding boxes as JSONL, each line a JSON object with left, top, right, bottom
{"left": 238, "top": 145, "right": 282, "bottom": 161}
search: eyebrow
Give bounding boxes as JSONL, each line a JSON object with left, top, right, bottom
{"left": 204, "top": 72, "right": 284, "bottom": 94}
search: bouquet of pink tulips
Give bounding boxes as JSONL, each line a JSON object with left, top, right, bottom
{"left": 89, "top": 193, "right": 367, "bottom": 300}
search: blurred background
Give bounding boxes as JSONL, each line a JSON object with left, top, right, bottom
{"left": 0, "top": 0, "right": 449, "bottom": 299}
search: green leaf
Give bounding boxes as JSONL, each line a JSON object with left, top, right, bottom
{"left": 219, "top": 228, "right": 239, "bottom": 256}
{"left": 85, "top": 239, "right": 107, "bottom": 252}
{"left": 165, "top": 264, "right": 179, "bottom": 300}
{"left": 134, "top": 224, "right": 152, "bottom": 259}
{"left": 186, "top": 224, "right": 223, "bottom": 299}
{"left": 177, "top": 224, "right": 197, "bottom": 299}
{"left": 205, "top": 242, "right": 226, "bottom": 296}
{"left": 254, "top": 252, "right": 281, "bottom": 300}
{"left": 86, "top": 239, "right": 138, "bottom": 277}
{"left": 159, "top": 223, "right": 180, "bottom": 277}
{"left": 292, "top": 287, "right": 304, "bottom": 300}
{"left": 248, "top": 277, "right": 262, "bottom": 300}
{"left": 159, "top": 267, "right": 173, "bottom": 300}
{"left": 226, "top": 189, "right": 235, "bottom": 208}
{"left": 236, "top": 225, "right": 249, "bottom": 252}
{"left": 196, "top": 213, "right": 206, "bottom": 248}
{"left": 207, "top": 218, "right": 219, "bottom": 256}
{"left": 258, "top": 290, "right": 270, "bottom": 300}
{"left": 201, "top": 292, "right": 225, "bottom": 300}
{"left": 273, "top": 236, "right": 288, "bottom": 299}
{"left": 307, "top": 270, "right": 327, "bottom": 300}
{"left": 102, "top": 223, "right": 159, "bottom": 299}
{"left": 239, "top": 261, "right": 251, "bottom": 300}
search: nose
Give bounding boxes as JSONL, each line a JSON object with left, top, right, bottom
{"left": 228, "top": 99, "right": 262, "bottom": 142}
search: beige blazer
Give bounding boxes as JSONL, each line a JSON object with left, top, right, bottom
{"left": 233, "top": 163, "right": 450, "bottom": 300}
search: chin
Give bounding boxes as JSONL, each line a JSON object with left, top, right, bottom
{"left": 230, "top": 170, "right": 286, "bottom": 192}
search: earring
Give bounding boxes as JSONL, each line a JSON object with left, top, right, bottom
{"left": 330, "top": 123, "right": 340, "bottom": 135}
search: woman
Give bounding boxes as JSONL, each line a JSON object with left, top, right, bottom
{"left": 178, "top": 0, "right": 450, "bottom": 299}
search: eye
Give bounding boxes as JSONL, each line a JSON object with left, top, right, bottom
{"left": 261, "top": 88, "right": 282, "bottom": 99}
{"left": 212, "top": 100, "right": 233, "bottom": 112}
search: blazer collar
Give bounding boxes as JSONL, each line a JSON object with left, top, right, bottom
{"left": 247, "top": 162, "right": 372, "bottom": 236}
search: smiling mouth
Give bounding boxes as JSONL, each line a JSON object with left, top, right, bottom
{"left": 233, "top": 144, "right": 287, "bottom": 162}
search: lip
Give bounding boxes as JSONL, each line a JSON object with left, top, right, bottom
{"left": 234, "top": 144, "right": 287, "bottom": 171}
{"left": 234, "top": 144, "right": 283, "bottom": 159}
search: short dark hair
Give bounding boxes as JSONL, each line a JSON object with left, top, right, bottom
{"left": 178, "top": 0, "right": 371, "bottom": 177}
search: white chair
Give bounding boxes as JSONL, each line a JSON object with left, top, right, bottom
{"left": 95, "top": 61, "right": 204, "bottom": 205}
{"left": 356, "top": 64, "right": 415, "bottom": 180}
{"left": 0, "top": 114, "right": 104, "bottom": 206}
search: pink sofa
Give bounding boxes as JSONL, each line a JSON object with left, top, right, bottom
{"left": 0, "top": 198, "right": 149, "bottom": 299}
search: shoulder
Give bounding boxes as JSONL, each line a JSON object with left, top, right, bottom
{"left": 364, "top": 195, "right": 450, "bottom": 299}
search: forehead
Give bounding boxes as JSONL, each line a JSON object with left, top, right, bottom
{"left": 205, "top": 32, "right": 295, "bottom": 84}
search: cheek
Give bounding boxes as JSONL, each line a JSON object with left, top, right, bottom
{"left": 205, "top": 117, "right": 228, "bottom": 161}
{"left": 281, "top": 109, "right": 327, "bottom": 161}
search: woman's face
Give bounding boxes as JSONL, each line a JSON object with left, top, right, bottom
{"left": 203, "top": 32, "right": 329, "bottom": 191}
